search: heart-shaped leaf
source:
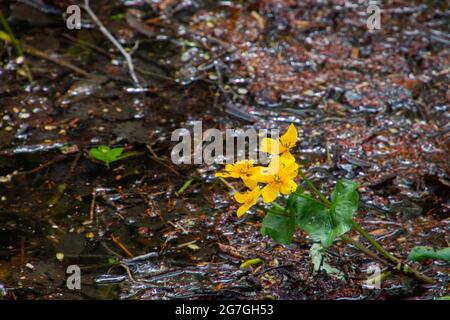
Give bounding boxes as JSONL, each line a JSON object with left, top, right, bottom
{"left": 292, "top": 194, "right": 337, "bottom": 247}
{"left": 329, "top": 179, "right": 359, "bottom": 237}
{"left": 289, "top": 179, "right": 359, "bottom": 248}
{"left": 331, "top": 179, "right": 359, "bottom": 207}
{"left": 262, "top": 179, "right": 360, "bottom": 247}
{"left": 261, "top": 205, "right": 296, "bottom": 245}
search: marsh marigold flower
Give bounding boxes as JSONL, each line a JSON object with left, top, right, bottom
{"left": 215, "top": 160, "right": 259, "bottom": 189}
{"left": 234, "top": 187, "right": 261, "bottom": 217}
{"left": 260, "top": 123, "right": 298, "bottom": 164}
{"left": 253, "top": 156, "right": 299, "bottom": 203}
{"left": 215, "top": 123, "right": 301, "bottom": 217}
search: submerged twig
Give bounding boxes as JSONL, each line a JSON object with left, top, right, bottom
{"left": 17, "top": 154, "right": 68, "bottom": 176}
{"left": 218, "top": 177, "right": 235, "bottom": 191}
{"left": 22, "top": 44, "right": 89, "bottom": 77}
{"left": 89, "top": 188, "right": 96, "bottom": 224}
{"left": 62, "top": 33, "right": 113, "bottom": 58}
{"left": 83, "top": 0, "right": 140, "bottom": 86}
{"left": 145, "top": 144, "right": 181, "bottom": 176}
{"left": 48, "top": 152, "right": 81, "bottom": 207}
{"left": 111, "top": 234, "right": 134, "bottom": 258}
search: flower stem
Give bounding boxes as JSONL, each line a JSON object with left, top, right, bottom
{"left": 297, "top": 168, "right": 434, "bottom": 284}
{"left": 271, "top": 202, "right": 285, "bottom": 211}
{"left": 340, "top": 235, "right": 387, "bottom": 264}
{"left": 351, "top": 221, "right": 400, "bottom": 264}
{"left": 297, "top": 167, "right": 331, "bottom": 206}
{"left": 351, "top": 221, "right": 433, "bottom": 284}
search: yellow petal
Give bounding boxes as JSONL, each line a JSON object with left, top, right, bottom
{"left": 286, "top": 168, "right": 298, "bottom": 179}
{"left": 267, "top": 156, "right": 282, "bottom": 174}
{"left": 224, "top": 164, "right": 236, "bottom": 172}
{"left": 235, "top": 159, "right": 255, "bottom": 166}
{"left": 243, "top": 178, "right": 258, "bottom": 189}
{"left": 237, "top": 202, "right": 252, "bottom": 217}
{"left": 280, "top": 151, "right": 295, "bottom": 164}
{"left": 279, "top": 124, "right": 297, "bottom": 149}
{"left": 251, "top": 166, "right": 271, "bottom": 183}
{"left": 234, "top": 191, "right": 248, "bottom": 203}
{"left": 246, "top": 159, "right": 256, "bottom": 166}
{"left": 249, "top": 187, "right": 261, "bottom": 200}
{"left": 261, "top": 184, "right": 279, "bottom": 203}
{"left": 280, "top": 179, "right": 297, "bottom": 195}
{"left": 223, "top": 164, "right": 241, "bottom": 178}
{"left": 281, "top": 161, "right": 299, "bottom": 179}
{"left": 260, "top": 138, "right": 282, "bottom": 155}
{"left": 215, "top": 172, "right": 231, "bottom": 178}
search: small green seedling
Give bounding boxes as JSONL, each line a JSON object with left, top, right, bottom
{"left": 89, "top": 145, "right": 136, "bottom": 167}
{"left": 108, "top": 257, "right": 120, "bottom": 265}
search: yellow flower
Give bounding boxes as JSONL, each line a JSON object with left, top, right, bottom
{"left": 260, "top": 124, "right": 298, "bottom": 163}
{"left": 234, "top": 187, "right": 261, "bottom": 217}
{"left": 254, "top": 156, "right": 298, "bottom": 203}
{"left": 215, "top": 160, "right": 259, "bottom": 189}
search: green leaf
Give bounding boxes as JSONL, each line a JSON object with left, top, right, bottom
{"left": 261, "top": 205, "right": 296, "bottom": 245}
{"left": 97, "top": 145, "right": 111, "bottom": 153}
{"left": 264, "top": 179, "right": 360, "bottom": 248}
{"left": 292, "top": 194, "right": 337, "bottom": 247}
{"left": 89, "top": 145, "right": 125, "bottom": 166}
{"left": 111, "top": 13, "right": 125, "bottom": 21}
{"left": 0, "top": 30, "right": 12, "bottom": 43}
{"left": 240, "top": 258, "right": 263, "bottom": 269}
{"left": 330, "top": 200, "right": 356, "bottom": 237}
{"left": 309, "top": 243, "right": 345, "bottom": 281}
{"left": 108, "top": 147, "right": 124, "bottom": 159}
{"left": 331, "top": 179, "right": 359, "bottom": 206}
{"left": 286, "top": 191, "right": 299, "bottom": 212}
{"left": 408, "top": 246, "right": 450, "bottom": 263}
{"left": 89, "top": 147, "right": 109, "bottom": 162}
{"left": 290, "top": 179, "right": 359, "bottom": 248}
{"left": 329, "top": 179, "right": 359, "bottom": 238}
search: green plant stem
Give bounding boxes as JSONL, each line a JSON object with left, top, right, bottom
{"left": 351, "top": 222, "right": 433, "bottom": 284}
{"left": 116, "top": 151, "right": 142, "bottom": 161}
{"left": 271, "top": 202, "right": 285, "bottom": 211}
{"left": 298, "top": 169, "right": 393, "bottom": 262}
{"left": 48, "top": 152, "right": 81, "bottom": 206}
{"left": 342, "top": 235, "right": 432, "bottom": 284}
{"left": 297, "top": 167, "right": 331, "bottom": 206}
{"left": 297, "top": 168, "right": 434, "bottom": 284}
{"left": 351, "top": 221, "right": 400, "bottom": 264}
{"left": 255, "top": 202, "right": 289, "bottom": 217}
{"left": 0, "top": 10, "right": 33, "bottom": 83}
{"left": 176, "top": 178, "right": 193, "bottom": 196}
{"left": 340, "top": 235, "right": 387, "bottom": 264}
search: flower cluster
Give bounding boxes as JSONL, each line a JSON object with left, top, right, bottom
{"left": 215, "top": 124, "right": 300, "bottom": 217}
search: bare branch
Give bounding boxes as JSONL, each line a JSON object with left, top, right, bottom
{"left": 83, "top": 0, "right": 140, "bottom": 86}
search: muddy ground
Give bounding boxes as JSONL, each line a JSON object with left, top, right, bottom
{"left": 0, "top": 0, "right": 448, "bottom": 299}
